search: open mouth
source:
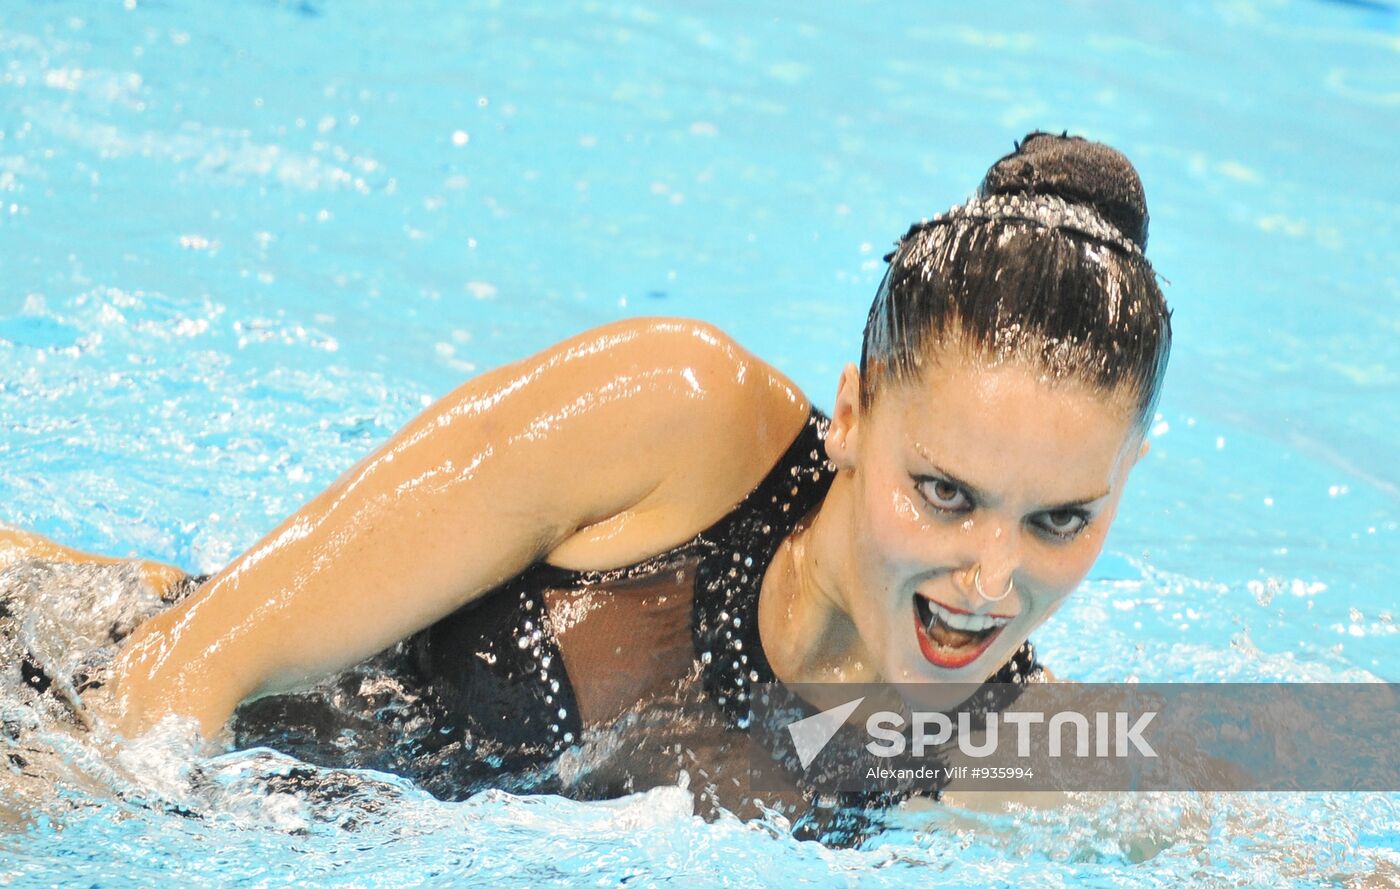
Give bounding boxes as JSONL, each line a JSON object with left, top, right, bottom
{"left": 912, "top": 595, "right": 1013, "bottom": 670}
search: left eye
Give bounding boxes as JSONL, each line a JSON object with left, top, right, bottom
{"left": 917, "top": 478, "right": 969, "bottom": 511}
{"left": 1032, "top": 509, "right": 1088, "bottom": 539}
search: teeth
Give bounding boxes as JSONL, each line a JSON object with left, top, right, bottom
{"left": 923, "top": 598, "right": 1011, "bottom": 634}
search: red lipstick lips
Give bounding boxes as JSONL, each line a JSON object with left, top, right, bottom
{"left": 912, "top": 598, "right": 1007, "bottom": 670}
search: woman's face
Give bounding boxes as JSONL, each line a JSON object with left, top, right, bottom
{"left": 825, "top": 346, "right": 1146, "bottom": 696}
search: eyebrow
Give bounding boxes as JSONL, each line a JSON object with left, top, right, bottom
{"left": 911, "top": 443, "right": 1110, "bottom": 511}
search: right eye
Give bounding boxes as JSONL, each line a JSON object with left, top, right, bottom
{"left": 915, "top": 477, "right": 971, "bottom": 513}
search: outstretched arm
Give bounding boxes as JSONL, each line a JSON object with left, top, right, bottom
{"left": 109, "top": 317, "right": 786, "bottom": 741}
{"left": 0, "top": 525, "right": 188, "bottom": 597}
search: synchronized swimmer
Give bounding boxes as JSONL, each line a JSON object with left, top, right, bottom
{"left": 3, "top": 131, "right": 1170, "bottom": 828}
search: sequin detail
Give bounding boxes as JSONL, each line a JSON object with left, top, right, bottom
{"left": 414, "top": 408, "right": 833, "bottom": 759}
{"left": 414, "top": 562, "right": 583, "bottom": 759}
{"left": 689, "top": 409, "right": 835, "bottom": 727}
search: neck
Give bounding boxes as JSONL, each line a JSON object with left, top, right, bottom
{"left": 758, "top": 470, "right": 874, "bottom": 684}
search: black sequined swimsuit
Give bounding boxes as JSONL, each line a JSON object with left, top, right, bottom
{"left": 413, "top": 405, "right": 1038, "bottom": 764}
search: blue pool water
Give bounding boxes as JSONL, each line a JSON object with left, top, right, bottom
{"left": 2, "top": 0, "right": 1398, "bottom": 884}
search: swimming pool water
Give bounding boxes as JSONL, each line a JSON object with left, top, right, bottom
{"left": 2, "top": 0, "right": 1397, "bottom": 885}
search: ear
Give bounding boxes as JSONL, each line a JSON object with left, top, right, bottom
{"left": 1116, "top": 435, "right": 1149, "bottom": 482}
{"left": 827, "top": 362, "right": 863, "bottom": 471}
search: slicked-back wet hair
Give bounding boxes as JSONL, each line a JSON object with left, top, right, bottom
{"left": 859, "top": 132, "right": 1172, "bottom": 432}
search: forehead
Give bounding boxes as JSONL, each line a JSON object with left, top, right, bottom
{"left": 874, "top": 352, "right": 1138, "bottom": 502}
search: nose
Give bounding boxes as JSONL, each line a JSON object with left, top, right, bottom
{"left": 952, "top": 516, "right": 1019, "bottom": 605}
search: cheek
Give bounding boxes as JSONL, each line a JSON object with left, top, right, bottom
{"left": 1029, "top": 525, "right": 1110, "bottom": 600}
{"left": 1035, "top": 496, "right": 1127, "bottom": 590}
{"left": 856, "top": 473, "right": 955, "bottom": 577}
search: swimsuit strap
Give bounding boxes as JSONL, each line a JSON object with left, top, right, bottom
{"left": 413, "top": 408, "right": 832, "bottom": 762}
{"left": 516, "top": 406, "right": 836, "bottom": 737}
{"left": 691, "top": 407, "right": 836, "bottom": 727}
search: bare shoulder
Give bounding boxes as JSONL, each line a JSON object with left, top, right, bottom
{"left": 531, "top": 316, "right": 813, "bottom": 567}
{"left": 603, "top": 315, "right": 811, "bottom": 472}
{"left": 544, "top": 315, "right": 809, "bottom": 451}
{"left": 381, "top": 314, "right": 806, "bottom": 524}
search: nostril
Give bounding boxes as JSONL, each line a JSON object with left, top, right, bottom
{"left": 953, "top": 563, "right": 978, "bottom": 598}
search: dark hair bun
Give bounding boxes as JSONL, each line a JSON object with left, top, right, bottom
{"left": 978, "top": 131, "right": 1149, "bottom": 250}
